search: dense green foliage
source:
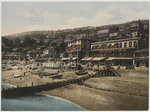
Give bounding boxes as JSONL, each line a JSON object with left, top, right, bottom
{"left": 2, "top": 36, "right": 37, "bottom": 53}
{"left": 54, "top": 42, "right": 67, "bottom": 56}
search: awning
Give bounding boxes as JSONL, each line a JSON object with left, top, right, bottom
{"left": 81, "top": 57, "right": 93, "bottom": 61}
{"left": 61, "top": 58, "right": 69, "bottom": 61}
{"left": 107, "top": 57, "right": 116, "bottom": 61}
{"left": 92, "top": 57, "right": 105, "bottom": 61}
{"left": 72, "top": 57, "right": 77, "bottom": 60}
{"left": 107, "top": 57, "right": 133, "bottom": 61}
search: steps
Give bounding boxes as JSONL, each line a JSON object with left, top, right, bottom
{"left": 96, "top": 69, "right": 121, "bottom": 77}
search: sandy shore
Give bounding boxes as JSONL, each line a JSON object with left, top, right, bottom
{"left": 2, "top": 66, "right": 95, "bottom": 87}
{"left": 2, "top": 66, "right": 149, "bottom": 110}
{"left": 41, "top": 77, "right": 148, "bottom": 110}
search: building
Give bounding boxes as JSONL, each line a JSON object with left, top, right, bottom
{"left": 26, "top": 50, "right": 42, "bottom": 60}
{"left": 66, "top": 37, "right": 97, "bottom": 58}
{"left": 133, "top": 49, "right": 149, "bottom": 67}
{"left": 2, "top": 52, "right": 25, "bottom": 60}
{"left": 90, "top": 37, "right": 138, "bottom": 57}
{"left": 43, "top": 46, "right": 56, "bottom": 58}
{"left": 89, "top": 37, "right": 141, "bottom": 66}
{"left": 26, "top": 50, "right": 37, "bottom": 60}
{"left": 118, "top": 19, "right": 149, "bottom": 38}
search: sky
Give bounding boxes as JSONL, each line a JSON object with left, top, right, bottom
{"left": 2, "top": 2, "right": 150, "bottom": 36}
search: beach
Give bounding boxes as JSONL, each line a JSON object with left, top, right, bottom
{"left": 2, "top": 66, "right": 149, "bottom": 110}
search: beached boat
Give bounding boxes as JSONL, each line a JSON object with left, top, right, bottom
{"left": 75, "top": 70, "right": 88, "bottom": 75}
{"left": 13, "top": 74, "right": 22, "bottom": 78}
{"left": 50, "top": 74, "right": 62, "bottom": 79}
{"left": 31, "top": 71, "right": 46, "bottom": 75}
{"left": 43, "top": 71, "right": 59, "bottom": 76}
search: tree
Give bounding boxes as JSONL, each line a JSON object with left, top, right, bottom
{"left": 13, "top": 38, "right": 21, "bottom": 47}
{"left": 54, "top": 42, "right": 67, "bottom": 57}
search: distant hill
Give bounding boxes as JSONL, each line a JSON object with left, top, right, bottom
{"left": 2, "top": 19, "right": 149, "bottom": 40}
{"left": 2, "top": 31, "right": 51, "bottom": 40}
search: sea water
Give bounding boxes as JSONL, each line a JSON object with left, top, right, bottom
{"left": 1, "top": 83, "right": 84, "bottom": 111}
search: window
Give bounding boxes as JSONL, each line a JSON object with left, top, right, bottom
{"left": 116, "top": 43, "right": 119, "bottom": 48}
{"left": 108, "top": 44, "right": 112, "bottom": 48}
{"left": 114, "top": 43, "right": 118, "bottom": 48}
{"left": 124, "top": 42, "right": 127, "bottom": 47}
{"left": 100, "top": 45, "right": 103, "bottom": 49}
{"left": 98, "top": 45, "right": 101, "bottom": 49}
{"left": 92, "top": 46, "right": 95, "bottom": 49}
{"left": 134, "top": 41, "right": 137, "bottom": 47}
{"left": 129, "top": 42, "right": 132, "bottom": 47}
{"left": 101, "top": 45, "right": 104, "bottom": 49}
{"left": 95, "top": 45, "right": 99, "bottom": 49}
{"left": 120, "top": 43, "right": 122, "bottom": 48}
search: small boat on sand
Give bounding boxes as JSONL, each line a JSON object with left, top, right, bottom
{"left": 50, "top": 74, "right": 62, "bottom": 79}
{"left": 13, "top": 74, "right": 22, "bottom": 78}
{"left": 75, "top": 70, "right": 88, "bottom": 75}
{"left": 43, "top": 71, "right": 59, "bottom": 76}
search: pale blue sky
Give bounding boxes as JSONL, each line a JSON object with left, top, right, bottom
{"left": 2, "top": 2, "right": 150, "bottom": 36}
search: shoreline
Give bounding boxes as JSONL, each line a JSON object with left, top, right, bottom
{"left": 2, "top": 66, "right": 149, "bottom": 110}
{"left": 2, "top": 82, "right": 86, "bottom": 110}
{"left": 40, "top": 76, "right": 148, "bottom": 110}
{"left": 37, "top": 92, "right": 87, "bottom": 110}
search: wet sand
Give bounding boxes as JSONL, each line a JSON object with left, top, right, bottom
{"left": 41, "top": 67, "right": 149, "bottom": 110}
{"left": 41, "top": 76, "right": 148, "bottom": 110}
{"left": 2, "top": 66, "right": 149, "bottom": 110}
